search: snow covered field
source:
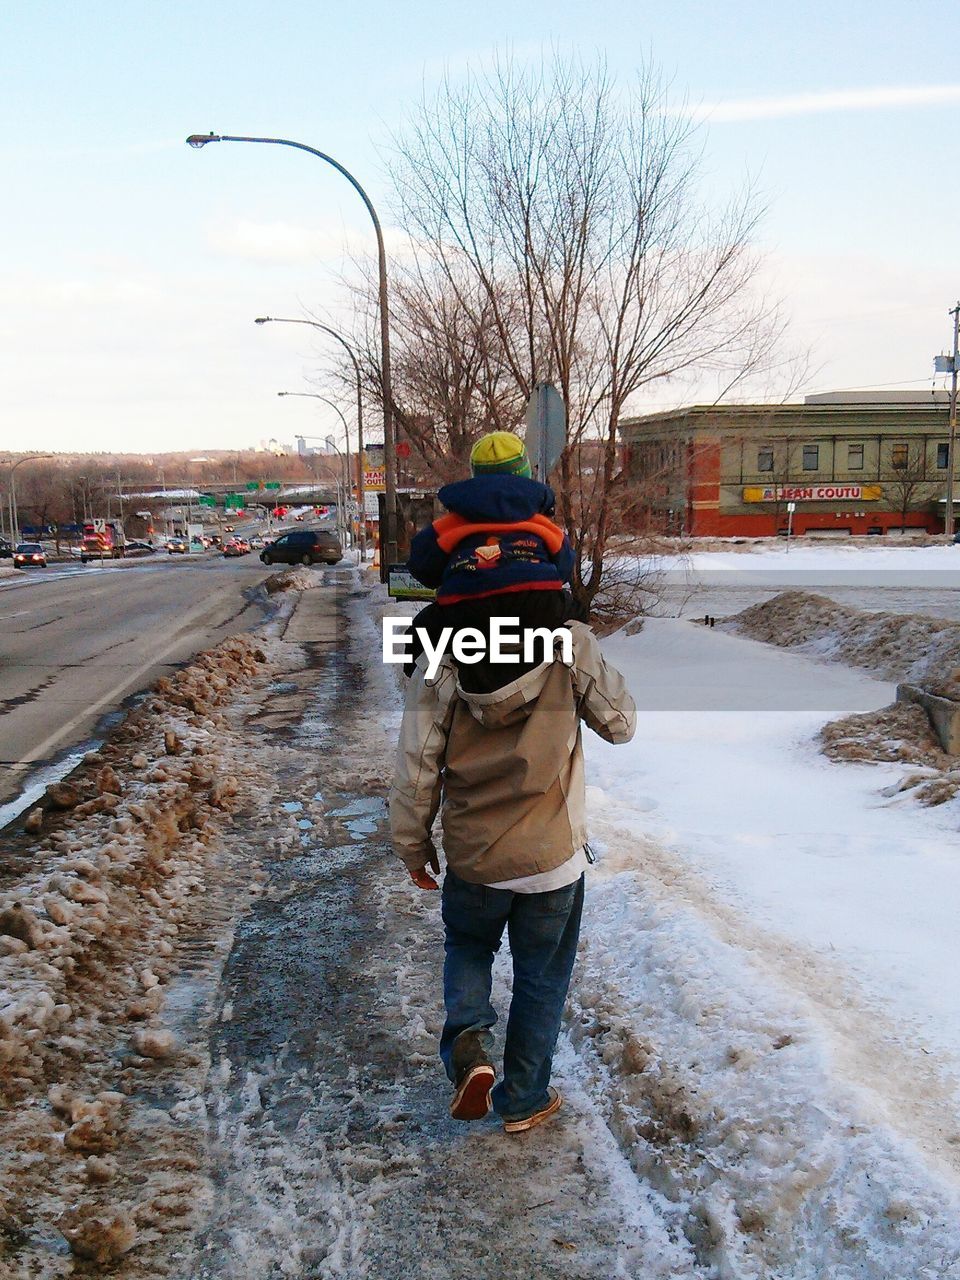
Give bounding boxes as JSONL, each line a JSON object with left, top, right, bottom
{"left": 648, "top": 540, "right": 960, "bottom": 620}
{"left": 576, "top": 616, "right": 960, "bottom": 1275}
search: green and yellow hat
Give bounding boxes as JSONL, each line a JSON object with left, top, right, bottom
{"left": 470, "top": 431, "right": 532, "bottom": 478}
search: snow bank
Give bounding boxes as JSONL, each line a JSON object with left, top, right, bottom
{"left": 819, "top": 702, "right": 960, "bottom": 801}
{"left": 723, "top": 591, "right": 960, "bottom": 800}
{"left": 725, "top": 589, "right": 960, "bottom": 688}
{"left": 0, "top": 632, "right": 275, "bottom": 1270}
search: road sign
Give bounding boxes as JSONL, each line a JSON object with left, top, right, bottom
{"left": 93, "top": 518, "right": 106, "bottom": 533}
{"left": 524, "top": 382, "right": 566, "bottom": 479}
{"left": 245, "top": 481, "right": 260, "bottom": 492}
{"left": 199, "top": 494, "right": 216, "bottom": 508}
{"left": 388, "top": 563, "right": 436, "bottom": 601}
{"left": 264, "top": 481, "right": 281, "bottom": 490}
{"left": 224, "top": 493, "right": 245, "bottom": 510}
{"left": 396, "top": 440, "right": 412, "bottom": 459}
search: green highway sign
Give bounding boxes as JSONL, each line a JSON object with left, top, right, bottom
{"left": 264, "top": 481, "right": 281, "bottom": 490}
{"left": 199, "top": 494, "right": 216, "bottom": 508}
{"left": 245, "top": 481, "right": 260, "bottom": 492}
{"left": 224, "top": 493, "right": 245, "bottom": 510}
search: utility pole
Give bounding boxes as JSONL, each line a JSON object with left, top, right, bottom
{"left": 945, "top": 303, "right": 960, "bottom": 539}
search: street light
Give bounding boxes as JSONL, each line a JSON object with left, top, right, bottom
{"left": 322, "top": 437, "right": 350, "bottom": 548}
{"left": 255, "top": 316, "right": 367, "bottom": 559}
{"left": 277, "top": 391, "right": 353, "bottom": 546}
{"left": 4, "top": 455, "right": 53, "bottom": 542}
{"left": 187, "top": 132, "right": 397, "bottom": 567}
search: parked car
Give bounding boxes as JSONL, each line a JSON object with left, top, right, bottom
{"left": 14, "top": 542, "right": 47, "bottom": 568}
{"left": 0, "top": 536, "right": 12, "bottom": 559}
{"left": 260, "top": 529, "right": 342, "bottom": 567}
{"left": 124, "top": 541, "right": 156, "bottom": 557}
{"left": 166, "top": 538, "right": 189, "bottom": 554}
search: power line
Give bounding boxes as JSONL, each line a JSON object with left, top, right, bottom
{"left": 804, "top": 376, "right": 940, "bottom": 395}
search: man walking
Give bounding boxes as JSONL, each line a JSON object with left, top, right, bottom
{"left": 389, "top": 600, "right": 636, "bottom": 1133}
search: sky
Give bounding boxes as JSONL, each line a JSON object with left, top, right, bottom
{"left": 1, "top": 0, "right": 958, "bottom": 456}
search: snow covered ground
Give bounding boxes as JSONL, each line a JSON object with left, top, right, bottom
{"left": 6, "top": 564, "right": 960, "bottom": 1278}
{"left": 575, "top": 616, "right": 960, "bottom": 1275}
{"left": 680, "top": 541, "right": 960, "bottom": 574}
{"left": 646, "top": 540, "right": 960, "bottom": 620}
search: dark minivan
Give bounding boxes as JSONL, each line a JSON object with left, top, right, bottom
{"left": 260, "top": 529, "right": 342, "bottom": 567}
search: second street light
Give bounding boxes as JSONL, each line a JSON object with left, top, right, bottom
{"left": 255, "top": 316, "right": 367, "bottom": 559}
{"left": 277, "top": 392, "right": 354, "bottom": 545}
{"left": 186, "top": 132, "right": 397, "bottom": 568}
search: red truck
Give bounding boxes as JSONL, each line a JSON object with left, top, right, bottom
{"left": 80, "top": 520, "right": 126, "bottom": 562}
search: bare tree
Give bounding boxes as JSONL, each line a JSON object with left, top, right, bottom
{"left": 883, "top": 443, "right": 933, "bottom": 532}
{"left": 329, "top": 256, "right": 528, "bottom": 485}
{"left": 387, "top": 52, "right": 789, "bottom": 614}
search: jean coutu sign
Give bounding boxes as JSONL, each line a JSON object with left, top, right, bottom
{"left": 742, "top": 484, "right": 883, "bottom": 503}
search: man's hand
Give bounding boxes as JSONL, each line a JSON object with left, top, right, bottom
{"left": 409, "top": 844, "right": 441, "bottom": 890}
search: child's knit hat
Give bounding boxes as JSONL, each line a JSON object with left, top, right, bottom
{"left": 469, "top": 431, "right": 532, "bottom": 478}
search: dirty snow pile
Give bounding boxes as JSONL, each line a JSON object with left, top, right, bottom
{"left": 723, "top": 591, "right": 960, "bottom": 798}
{"left": 820, "top": 701, "right": 960, "bottom": 805}
{"left": 262, "top": 566, "right": 321, "bottom": 594}
{"left": 724, "top": 590, "right": 960, "bottom": 687}
{"left": 0, "top": 633, "right": 274, "bottom": 1273}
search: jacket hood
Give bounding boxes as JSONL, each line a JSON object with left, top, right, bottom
{"left": 451, "top": 641, "right": 572, "bottom": 729}
{"left": 438, "top": 474, "right": 556, "bottom": 523}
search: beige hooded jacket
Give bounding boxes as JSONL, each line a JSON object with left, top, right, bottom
{"left": 389, "top": 622, "right": 637, "bottom": 883}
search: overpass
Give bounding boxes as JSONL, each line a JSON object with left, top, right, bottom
{"left": 123, "top": 483, "right": 342, "bottom": 506}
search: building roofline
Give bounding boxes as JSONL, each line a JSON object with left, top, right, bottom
{"left": 621, "top": 400, "right": 949, "bottom": 430}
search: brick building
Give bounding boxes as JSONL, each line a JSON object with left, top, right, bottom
{"left": 619, "top": 392, "right": 958, "bottom": 537}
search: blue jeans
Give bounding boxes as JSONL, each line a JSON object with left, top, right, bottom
{"left": 439, "top": 868, "right": 584, "bottom": 1121}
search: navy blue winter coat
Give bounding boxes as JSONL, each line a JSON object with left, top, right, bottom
{"left": 408, "top": 475, "right": 574, "bottom": 604}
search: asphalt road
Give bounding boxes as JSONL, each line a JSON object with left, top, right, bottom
{"left": 0, "top": 554, "right": 276, "bottom": 805}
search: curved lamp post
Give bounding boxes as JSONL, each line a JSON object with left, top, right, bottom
{"left": 256, "top": 316, "right": 366, "bottom": 557}
{"left": 319, "top": 437, "right": 349, "bottom": 549}
{"left": 278, "top": 391, "right": 353, "bottom": 546}
{"left": 187, "top": 132, "right": 396, "bottom": 567}
{"left": 5, "top": 455, "right": 53, "bottom": 542}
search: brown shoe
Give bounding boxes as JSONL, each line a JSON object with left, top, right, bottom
{"left": 502, "top": 1087, "right": 562, "bottom": 1134}
{"left": 450, "top": 1062, "right": 496, "bottom": 1120}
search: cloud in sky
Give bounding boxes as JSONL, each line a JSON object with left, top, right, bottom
{"left": 679, "top": 84, "right": 960, "bottom": 124}
{"left": 209, "top": 219, "right": 413, "bottom": 265}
